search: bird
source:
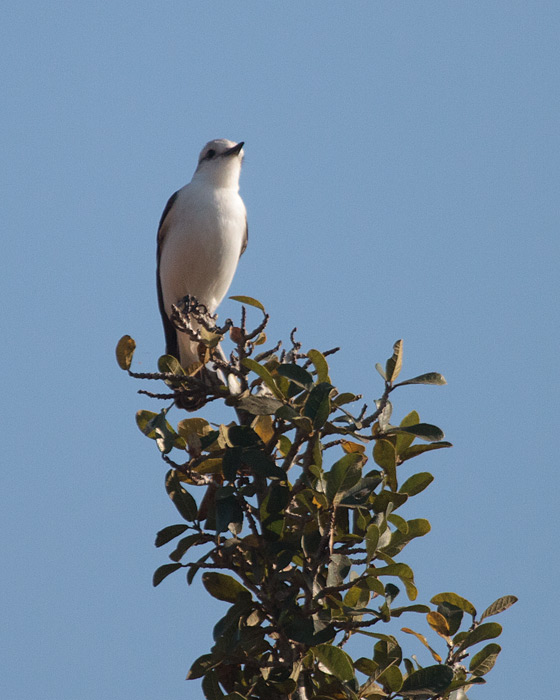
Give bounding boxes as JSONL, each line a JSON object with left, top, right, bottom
{"left": 156, "top": 139, "right": 247, "bottom": 405}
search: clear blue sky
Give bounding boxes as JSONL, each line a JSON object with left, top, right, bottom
{"left": 2, "top": 2, "right": 558, "bottom": 698}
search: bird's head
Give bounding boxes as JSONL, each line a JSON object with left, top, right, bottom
{"left": 193, "top": 139, "right": 245, "bottom": 189}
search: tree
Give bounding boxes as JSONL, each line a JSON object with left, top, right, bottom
{"left": 116, "top": 296, "right": 516, "bottom": 700}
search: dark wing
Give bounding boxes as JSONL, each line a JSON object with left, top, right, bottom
{"left": 240, "top": 217, "right": 248, "bottom": 258}
{"left": 156, "top": 190, "right": 180, "bottom": 359}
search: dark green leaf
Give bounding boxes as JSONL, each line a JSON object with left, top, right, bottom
{"left": 201, "top": 669, "right": 224, "bottom": 700}
{"left": 458, "top": 622, "right": 502, "bottom": 650}
{"left": 153, "top": 562, "right": 182, "bottom": 587}
{"left": 169, "top": 533, "right": 203, "bottom": 562}
{"left": 312, "top": 644, "right": 355, "bottom": 682}
{"left": 304, "top": 382, "right": 334, "bottom": 429}
{"left": 222, "top": 446, "right": 243, "bottom": 481}
{"left": 396, "top": 372, "right": 447, "bottom": 386}
{"left": 186, "top": 653, "right": 219, "bottom": 680}
{"left": 242, "top": 449, "right": 287, "bottom": 480}
{"left": 158, "top": 354, "right": 185, "bottom": 375}
{"left": 116, "top": 335, "right": 136, "bottom": 370}
{"left": 241, "top": 358, "right": 284, "bottom": 399}
{"left": 469, "top": 643, "right": 501, "bottom": 676}
{"left": 228, "top": 425, "right": 261, "bottom": 447}
{"left": 379, "top": 665, "right": 403, "bottom": 692}
{"left": 366, "top": 523, "right": 380, "bottom": 562}
{"left": 389, "top": 604, "right": 430, "bottom": 618}
{"left": 236, "top": 394, "right": 283, "bottom": 415}
{"left": 276, "top": 363, "right": 314, "bottom": 389}
{"left": 387, "top": 423, "right": 445, "bottom": 443}
{"left": 373, "top": 440, "right": 397, "bottom": 491}
{"left": 480, "top": 595, "right": 518, "bottom": 620}
{"left": 399, "top": 472, "right": 434, "bottom": 496}
{"left": 435, "top": 601, "right": 463, "bottom": 636}
{"left": 339, "top": 475, "right": 381, "bottom": 507}
{"left": 155, "top": 524, "right": 189, "bottom": 547}
{"left": 395, "top": 411, "right": 419, "bottom": 453}
{"left": 202, "top": 572, "right": 250, "bottom": 603}
{"left": 215, "top": 493, "right": 244, "bottom": 534}
{"left": 400, "top": 664, "right": 453, "bottom": 696}
{"left": 431, "top": 592, "right": 476, "bottom": 617}
{"left": 326, "top": 453, "right": 363, "bottom": 503}
{"left": 327, "top": 554, "right": 352, "bottom": 587}
{"left": 165, "top": 470, "right": 198, "bottom": 521}
{"left": 400, "top": 442, "right": 452, "bottom": 462}
{"left": 229, "top": 295, "right": 266, "bottom": 312}
{"left": 372, "top": 490, "right": 408, "bottom": 514}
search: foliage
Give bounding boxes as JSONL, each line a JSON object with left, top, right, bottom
{"left": 116, "top": 297, "right": 516, "bottom": 700}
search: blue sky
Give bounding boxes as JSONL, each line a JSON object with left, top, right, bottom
{"left": 2, "top": 2, "right": 558, "bottom": 698}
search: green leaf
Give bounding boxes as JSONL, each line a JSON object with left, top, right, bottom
{"left": 326, "top": 453, "right": 363, "bottom": 503}
{"left": 304, "top": 382, "right": 334, "bottom": 429}
{"left": 186, "top": 653, "right": 219, "bottom": 680}
{"left": 389, "top": 604, "right": 430, "bottom": 618}
{"left": 158, "top": 354, "right": 185, "bottom": 375}
{"left": 242, "top": 449, "right": 286, "bottom": 480}
{"left": 430, "top": 592, "right": 476, "bottom": 617}
{"left": 202, "top": 572, "right": 250, "bottom": 603}
{"left": 379, "top": 665, "right": 403, "bottom": 692}
{"left": 241, "top": 358, "right": 284, "bottom": 399}
{"left": 115, "top": 335, "right": 136, "bottom": 370}
{"left": 136, "top": 410, "right": 178, "bottom": 454}
{"left": 155, "top": 524, "right": 189, "bottom": 547}
{"left": 169, "top": 534, "right": 203, "bottom": 562}
{"left": 458, "top": 622, "right": 502, "bottom": 650}
{"left": 370, "top": 564, "right": 417, "bottom": 600}
{"left": 396, "top": 372, "right": 447, "bottom": 386}
{"left": 399, "top": 472, "right": 434, "bottom": 496}
{"left": 436, "top": 601, "right": 463, "bottom": 636}
{"left": 469, "top": 643, "right": 501, "bottom": 676}
{"left": 222, "top": 446, "right": 243, "bottom": 481}
{"left": 307, "top": 349, "right": 331, "bottom": 383}
{"left": 276, "top": 363, "right": 314, "bottom": 389}
{"left": 366, "top": 523, "right": 380, "bottom": 562}
{"left": 236, "top": 394, "right": 283, "bottom": 415}
{"left": 400, "top": 665, "right": 453, "bottom": 696}
{"left": 312, "top": 644, "right": 355, "bottom": 682}
{"left": 480, "top": 595, "right": 518, "bottom": 620}
{"left": 229, "top": 294, "right": 266, "bottom": 313}
{"left": 228, "top": 425, "right": 261, "bottom": 447}
{"left": 373, "top": 440, "right": 397, "bottom": 491}
{"left": 394, "top": 411, "right": 418, "bottom": 453}
{"left": 385, "top": 340, "right": 403, "bottom": 382}
{"left": 400, "top": 442, "right": 452, "bottom": 462}
{"left": 202, "top": 669, "right": 225, "bottom": 700}
{"left": 153, "top": 562, "right": 182, "bottom": 587}
{"left": 165, "top": 470, "right": 198, "bottom": 521}
{"left": 386, "top": 423, "right": 445, "bottom": 443}
{"left": 215, "top": 492, "right": 244, "bottom": 534}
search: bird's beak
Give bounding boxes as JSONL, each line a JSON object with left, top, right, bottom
{"left": 223, "top": 141, "right": 244, "bottom": 157}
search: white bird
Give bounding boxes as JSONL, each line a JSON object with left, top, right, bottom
{"left": 156, "top": 139, "right": 247, "bottom": 399}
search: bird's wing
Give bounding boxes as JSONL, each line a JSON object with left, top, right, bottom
{"left": 156, "top": 190, "right": 180, "bottom": 359}
{"left": 240, "top": 217, "right": 249, "bottom": 258}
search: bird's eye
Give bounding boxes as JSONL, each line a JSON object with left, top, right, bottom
{"left": 206, "top": 149, "right": 216, "bottom": 159}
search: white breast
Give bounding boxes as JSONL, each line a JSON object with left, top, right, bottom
{"left": 159, "top": 181, "right": 246, "bottom": 317}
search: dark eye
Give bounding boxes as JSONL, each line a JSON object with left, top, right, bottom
{"left": 206, "top": 149, "right": 216, "bottom": 160}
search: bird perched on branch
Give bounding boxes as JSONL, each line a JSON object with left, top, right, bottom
{"left": 156, "top": 139, "right": 247, "bottom": 404}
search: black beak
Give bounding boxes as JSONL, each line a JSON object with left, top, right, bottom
{"left": 223, "top": 141, "right": 244, "bottom": 157}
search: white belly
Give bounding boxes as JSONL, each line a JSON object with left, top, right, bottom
{"left": 158, "top": 183, "right": 246, "bottom": 366}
